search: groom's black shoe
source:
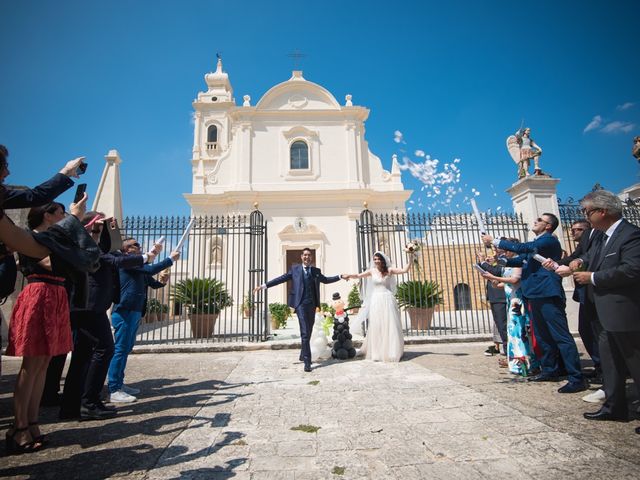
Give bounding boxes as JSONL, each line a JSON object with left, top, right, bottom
{"left": 304, "top": 361, "right": 312, "bottom": 372}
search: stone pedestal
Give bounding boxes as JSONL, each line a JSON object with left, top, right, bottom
{"left": 506, "top": 176, "right": 565, "bottom": 246}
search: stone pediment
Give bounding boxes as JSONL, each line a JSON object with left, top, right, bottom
{"left": 255, "top": 71, "right": 341, "bottom": 111}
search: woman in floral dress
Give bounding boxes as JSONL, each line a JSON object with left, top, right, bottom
{"left": 481, "top": 243, "right": 539, "bottom": 376}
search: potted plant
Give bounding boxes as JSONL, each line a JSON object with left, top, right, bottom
{"left": 395, "top": 280, "right": 443, "bottom": 330}
{"left": 268, "top": 302, "right": 292, "bottom": 330}
{"left": 347, "top": 283, "right": 362, "bottom": 314}
{"left": 144, "top": 298, "right": 169, "bottom": 323}
{"left": 240, "top": 294, "right": 254, "bottom": 318}
{"left": 172, "top": 278, "right": 233, "bottom": 338}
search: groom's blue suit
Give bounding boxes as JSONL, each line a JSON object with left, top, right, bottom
{"left": 266, "top": 264, "right": 340, "bottom": 367}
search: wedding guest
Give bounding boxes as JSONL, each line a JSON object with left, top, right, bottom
{"left": 107, "top": 238, "right": 178, "bottom": 402}
{"left": 482, "top": 213, "right": 586, "bottom": 394}
{"left": 480, "top": 240, "right": 539, "bottom": 376}
{"left": 4, "top": 196, "right": 91, "bottom": 454}
{"left": 563, "top": 190, "right": 640, "bottom": 435}
{"left": 476, "top": 249, "right": 508, "bottom": 362}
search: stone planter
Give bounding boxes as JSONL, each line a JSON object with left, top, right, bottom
{"left": 406, "top": 307, "right": 435, "bottom": 331}
{"left": 189, "top": 313, "right": 218, "bottom": 338}
{"left": 143, "top": 313, "right": 158, "bottom": 324}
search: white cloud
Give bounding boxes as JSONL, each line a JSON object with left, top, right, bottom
{"left": 616, "top": 102, "right": 635, "bottom": 111}
{"left": 601, "top": 121, "right": 636, "bottom": 134}
{"left": 583, "top": 115, "right": 602, "bottom": 133}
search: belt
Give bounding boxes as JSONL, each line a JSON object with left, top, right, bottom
{"left": 27, "top": 275, "right": 66, "bottom": 287}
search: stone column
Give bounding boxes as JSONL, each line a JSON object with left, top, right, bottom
{"left": 507, "top": 176, "right": 565, "bottom": 245}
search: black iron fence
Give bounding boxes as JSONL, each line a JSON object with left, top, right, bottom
{"left": 122, "top": 210, "right": 267, "bottom": 345}
{"left": 356, "top": 209, "right": 530, "bottom": 335}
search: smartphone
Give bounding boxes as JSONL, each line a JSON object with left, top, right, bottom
{"left": 77, "top": 161, "right": 88, "bottom": 175}
{"left": 73, "top": 183, "right": 87, "bottom": 203}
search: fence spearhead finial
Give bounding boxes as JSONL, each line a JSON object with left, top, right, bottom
{"left": 363, "top": 201, "right": 368, "bottom": 210}
{"left": 253, "top": 202, "right": 259, "bottom": 210}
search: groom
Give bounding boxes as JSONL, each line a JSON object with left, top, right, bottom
{"left": 255, "top": 248, "right": 344, "bottom": 372}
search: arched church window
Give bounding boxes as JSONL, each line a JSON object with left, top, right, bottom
{"left": 453, "top": 283, "right": 472, "bottom": 310}
{"left": 290, "top": 140, "right": 309, "bottom": 170}
{"left": 207, "top": 125, "right": 218, "bottom": 151}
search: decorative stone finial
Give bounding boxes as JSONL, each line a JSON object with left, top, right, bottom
{"left": 243, "top": 95, "right": 251, "bottom": 107}
{"left": 345, "top": 94, "right": 353, "bottom": 106}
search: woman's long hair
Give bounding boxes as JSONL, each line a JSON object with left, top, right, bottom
{"left": 27, "top": 202, "right": 65, "bottom": 230}
{"left": 374, "top": 252, "right": 389, "bottom": 275}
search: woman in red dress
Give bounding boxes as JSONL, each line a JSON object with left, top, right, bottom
{"left": 5, "top": 202, "right": 72, "bottom": 454}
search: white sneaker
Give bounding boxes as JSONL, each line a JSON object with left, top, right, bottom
{"left": 122, "top": 385, "right": 140, "bottom": 395}
{"left": 109, "top": 390, "right": 137, "bottom": 403}
{"left": 582, "top": 389, "right": 606, "bottom": 403}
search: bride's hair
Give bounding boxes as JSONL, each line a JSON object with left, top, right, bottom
{"left": 373, "top": 252, "right": 389, "bottom": 275}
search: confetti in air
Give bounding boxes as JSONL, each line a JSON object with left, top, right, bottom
{"left": 393, "top": 131, "right": 491, "bottom": 212}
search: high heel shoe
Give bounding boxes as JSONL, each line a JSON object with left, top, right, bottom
{"left": 29, "top": 422, "right": 49, "bottom": 446}
{"left": 5, "top": 426, "right": 43, "bottom": 455}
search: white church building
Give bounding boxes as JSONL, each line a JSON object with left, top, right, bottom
{"left": 183, "top": 58, "right": 411, "bottom": 302}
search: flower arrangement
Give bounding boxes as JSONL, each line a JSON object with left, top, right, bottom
{"left": 404, "top": 239, "right": 421, "bottom": 255}
{"left": 404, "top": 239, "right": 422, "bottom": 274}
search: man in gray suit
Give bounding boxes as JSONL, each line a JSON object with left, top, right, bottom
{"left": 563, "top": 190, "right": 640, "bottom": 434}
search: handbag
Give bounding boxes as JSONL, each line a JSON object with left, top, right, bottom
{"left": 0, "top": 246, "right": 17, "bottom": 302}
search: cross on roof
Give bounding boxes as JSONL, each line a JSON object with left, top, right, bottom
{"left": 287, "top": 49, "right": 306, "bottom": 70}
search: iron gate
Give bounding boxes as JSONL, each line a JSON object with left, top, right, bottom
{"left": 122, "top": 210, "right": 267, "bottom": 344}
{"left": 356, "top": 209, "right": 530, "bottom": 335}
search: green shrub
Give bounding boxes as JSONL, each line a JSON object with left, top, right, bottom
{"left": 347, "top": 283, "right": 361, "bottom": 310}
{"left": 171, "top": 278, "right": 233, "bottom": 314}
{"left": 147, "top": 298, "right": 169, "bottom": 314}
{"left": 395, "top": 280, "right": 443, "bottom": 309}
{"left": 269, "top": 302, "right": 292, "bottom": 329}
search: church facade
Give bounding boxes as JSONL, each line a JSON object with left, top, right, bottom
{"left": 184, "top": 59, "right": 411, "bottom": 303}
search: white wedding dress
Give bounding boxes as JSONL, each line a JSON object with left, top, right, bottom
{"left": 360, "top": 270, "right": 404, "bottom": 362}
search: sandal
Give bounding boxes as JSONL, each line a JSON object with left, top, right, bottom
{"left": 498, "top": 358, "right": 508, "bottom": 368}
{"left": 29, "top": 422, "right": 49, "bottom": 446}
{"left": 5, "top": 426, "right": 43, "bottom": 455}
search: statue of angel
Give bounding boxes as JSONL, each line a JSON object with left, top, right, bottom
{"left": 632, "top": 136, "right": 640, "bottom": 164}
{"left": 506, "top": 127, "right": 544, "bottom": 179}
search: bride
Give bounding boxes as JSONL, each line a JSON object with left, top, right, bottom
{"left": 345, "top": 251, "right": 413, "bottom": 362}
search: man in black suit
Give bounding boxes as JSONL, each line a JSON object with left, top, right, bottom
{"left": 255, "top": 248, "right": 344, "bottom": 372}
{"left": 557, "top": 220, "right": 603, "bottom": 377}
{"left": 568, "top": 190, "right": 640, "bottom": 434}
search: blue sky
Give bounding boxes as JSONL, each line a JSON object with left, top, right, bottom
{"left": 1, "top": 0, "right": 638, "bottom": 217}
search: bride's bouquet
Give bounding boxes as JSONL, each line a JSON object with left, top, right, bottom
{"left": 404, "top": 239, "right": 422, "bottom": 274}
{"left": 404, "top": 239, "right": 421, "bottom": 256}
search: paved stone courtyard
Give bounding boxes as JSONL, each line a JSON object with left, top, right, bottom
{"left": 1, "top": 342, "right": 638, "bottom": 479}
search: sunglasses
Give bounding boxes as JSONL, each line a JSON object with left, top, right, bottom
{"left": 536, "top": 217, "right": 550, "bottom": 225}
{"left": 126, "top": 242, "right": 141, "bottom": 249}
{"left": 570, "top": 227, "right": 586, "bottom": 232}
{"left": 582, "top": 208, "right": 602, "bottom": 218}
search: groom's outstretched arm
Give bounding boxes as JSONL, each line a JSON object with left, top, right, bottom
{"left": 253, "top": 270, "right": 293, "bottom": 294}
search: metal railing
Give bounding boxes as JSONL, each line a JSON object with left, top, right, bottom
{"left": 356, "top": 209, "right": 530, "bottom": 336}
{"left": 122, "top": 210, "right": 267, "bottom": 345}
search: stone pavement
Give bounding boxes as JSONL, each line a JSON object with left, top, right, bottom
{"left": 1, "top": 342, "right": 639, "bottom": 479}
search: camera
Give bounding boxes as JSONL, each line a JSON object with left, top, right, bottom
{"left": 77, "top": 162, "right": 88, "bottom": 175}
